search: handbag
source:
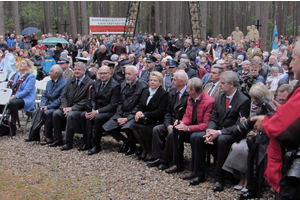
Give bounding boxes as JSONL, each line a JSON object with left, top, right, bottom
{"left": 137, "top": 117, "right": 157, "bottom": 125}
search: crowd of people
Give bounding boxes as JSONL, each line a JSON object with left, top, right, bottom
{"left": 0, "top": 30, "right": 300, "bottom": 200}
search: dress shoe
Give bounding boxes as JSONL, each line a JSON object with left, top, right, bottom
{"left": 88, "top": 146, "right": 101, "bottom": 155}
{"left": 165, "top": 165, "right": 183, "bottom": 174}
{"left": 158, "top": 163, "right": 169, "bottom": 171}
{"left": 213, "top": 181, "right": 224, "bottom": 192}
{"left": 118, "top": 142, "right": 129, "bottom": 153}
{"left": 147, "top": 159, "right": 161, "bottom": 167}
{"left": 238, "top": 191, "right": 256, "bottom": 199}
{"left": 234, "top": 185, "right": 243, "bottom": 190}
{"left": 125, "top": 145, "right": 136, "bottom": 156}
{"left": 60, "top": 143, "right": 73, "bottom": 151}
{"left": 77, "top": 144, "right": 88, "bottom": 151}
{"left": 190, "top": 176, "right": 205, "bottom": 185}
{"left": 48, "top": 140, "right": 63, "bottom": 147}
{"left": 181, "top": 171, "right": 195, "bottom": 180}
{"left": 135, "top": 146, "right": 142, "bottom": 156}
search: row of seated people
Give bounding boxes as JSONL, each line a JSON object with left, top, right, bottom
{"left": 3, "top": 55, "right": 292, "bottom": 199}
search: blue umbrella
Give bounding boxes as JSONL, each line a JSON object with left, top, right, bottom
{"left": 21, "top": 27, "right": 41, "bottom": 35}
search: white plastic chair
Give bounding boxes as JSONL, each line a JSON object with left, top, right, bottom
{"left": 42, "top": 76, "right": 51, "bottom": 82}
{"left": 0, "top": 88, "right": 13, "bottom": 137}
{"left": 0, "top": 82, "right": 8, "bottom": 88}
{"left": 0, "top": 71, "right": 8, "bottom": 82}
{"left": 35, "top": 80, "right": 48, "bottom": 107}
{"left": 7, "top": 72, "right": 14, "bottom": 81}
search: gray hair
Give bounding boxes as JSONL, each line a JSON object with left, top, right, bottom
{"left": 185, "top": 39, "right": 192, "bottom": 45}
{"left": 52, "top": 64, "right": 63, "bottom": 76}
{"left": 188, "top": 77, "right": 203, "bottom": 93}
{"left": 220, "top": 71, "right": 239, "bottom": 87}
{"left": 178, "top": 61, "right": 187, "bottom": 69}
{"left": 125, "top": 65, "right": 138, "bottom": 74}
{"left": 270, "top": 66, "right": 278, "bottom": 73}
{"left": 74, "top": 61, "right": 87, "bottom": 70}
{"left": 174, "top": 70, "right": 188, "bottom": 84}
{"left": 277, "top": 84, "right": 293, "bottom": 94}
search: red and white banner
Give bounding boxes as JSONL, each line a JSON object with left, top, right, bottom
{"left": 89, "top": 17, "right": 127, "bottom": 34}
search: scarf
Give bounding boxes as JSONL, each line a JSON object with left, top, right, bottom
{"left": 7, "top": 72, "right": 30, "bottom": 95}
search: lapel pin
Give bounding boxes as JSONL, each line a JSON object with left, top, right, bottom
{"left": 228, "top": 105, "right": 232, "bottom": 109}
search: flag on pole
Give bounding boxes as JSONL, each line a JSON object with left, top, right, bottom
{"left": 272, "top": 25, "right": 278, "bottom": 50}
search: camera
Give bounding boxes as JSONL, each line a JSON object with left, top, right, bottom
{"left": 285, "top": 147, "right": 300, "bottom": 185}
{"left": 234, "top": 97, "right": 276, "bottom": 137}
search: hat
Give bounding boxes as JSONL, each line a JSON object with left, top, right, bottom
{"left": 57, "top": 52, "right": 69, "bottom": 64}
{"left": 168, "top": 60, "right": 179, "bottom": 68}
{"left": 75, "top": 57, "right": 89, "bottom": 63}
{"left": 102, "top": 60, "right": 116, "bottom": 68}
{"left": 110, "top": 54, "right": 119, "bottom": 61}
{"left": 237, "top": 55, "right": 244, "bottom": 61}
{"left": 145, "top": 55, "right": 157, "bottom": 63}
{"left": 56, "top": 43, "right": 63, "bottom": 48}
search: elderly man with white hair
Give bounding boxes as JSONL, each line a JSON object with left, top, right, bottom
{"left": 178, "top": 38, "right": 196, "bottom": 61}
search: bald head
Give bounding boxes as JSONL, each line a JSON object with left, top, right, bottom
{"left": 100, "top": 45, "right": 106, "bottom": 53}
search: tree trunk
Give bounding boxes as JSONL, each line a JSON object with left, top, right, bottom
{"left": 199, "top": 1, "right": 207, "bottom": 40}
{"left": 68, "top": 1, "right": 77, "bottom": 38}
{"left": 0, "top": 2, "right": 4, "bottom": 36}
{"left": 261, "top": 2, "right": 269, "bottom": 52}
{"left": 160, "top": 1, "right": 167, "bottom": 36}
{"left": 174, "top": 2, "right": 180, "bottom": 36}
{"left": 92, "top": 2, "right": 98, "bottom": 17}
{"left": 212, "top": 2, "right": 219, "bottom": 38}
{"left": 12, "top": 2, "right": 20, "bottom": 35}
{"left": 81, "top": 2, "right": 88, "bottom": 35}
{"left": 44, "top": 2, "right": 51, "bottom": 34}
{"left": 255, "top": 1, "right": 261, "bottom": 22}
{"left": 154, "top": 1, "right": 160, "bottom": 35}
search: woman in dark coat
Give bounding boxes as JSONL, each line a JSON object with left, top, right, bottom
{"left": 131, "top": 72, "right": 169, "bottom": 161}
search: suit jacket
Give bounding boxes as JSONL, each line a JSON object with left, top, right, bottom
{"left": 60, "top": 75, "right": 94, "bottom": 111}
{"left": 137, "top": 86, "right": 169, "bottom": 123}
{"left": 91, "top": 77, "right": 120, "bottom": 113}
{"left": 247, "top": 46, "right": 261, "bottom": 58}
{"left": 204, "top": 82, "right": 222, "bottom": 99}
{"left": 102, "top": 79, "right": 148, "bottom": 131}
{"left": 41, "top": 75, "right": 67, "bottom": 109}
{"left": 164, "top": 88, "right": 189, "bottom": 128}
{"left": 208, "top": 90, "right": 250, "bottom": 136}
{"left": 63, "top": 68, "right": 73, "bottom": 79}
{"left": 179, "top": 46, "right": 196, "bottom": 61}
{"left": 145, "top": 40, "right": 156, "bottom": 54}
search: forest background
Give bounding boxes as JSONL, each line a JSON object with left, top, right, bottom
{"left": 0, "top": 1, "right": 298, "bottom": 51}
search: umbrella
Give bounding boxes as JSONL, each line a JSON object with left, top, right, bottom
{"left": 21, "top": 27, "right": 41, "bottom": 35}
{"left": 41, "top": 37, "right": 68, "bottom": 45}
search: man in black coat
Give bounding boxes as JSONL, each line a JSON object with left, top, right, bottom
{"left": 147, "top": 70, "right": 189, "bottom": 167}
{"left": 145, "top": 35, "right": 156, "bottom": 54}
{"left": 102, "top": 65, "right": 148, "bottom": 153}
{"left": 188, "top": 71, "right": 250, "bottom": 190}
{"left": 49, "top": 62, "right": 94, "bottom": 150}
{"left": 93, "top": 45, "right": 111, "bottom": 67}
{"left": 178, "top": 39, "right": 196, "bottom": 61}
{"left": 79, "top": 65, "right": 121, "bottom": 155}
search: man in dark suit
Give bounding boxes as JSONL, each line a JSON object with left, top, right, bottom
{"left": 147, "top": 70, "right": 189, "bottom": 167}
{"left": 49, "top": 61, "right": 94, "bottom": 150}
{"left": 187, "top": 71, "right": 250, "bottom": 190}
{"left": 113, "top": 38, "right": 126, "bottom": 56}
{"left": 145, "top": 35, "right": 156, "bottom": 54}
{"left": 203, "top": 65, "right": 223, "bottom": 99}
{"left": 79, "top": 65, "right": 121, "bottom": 155}
{"left": 178, "top": 39, "right": 196, "bottom": 61}
{"left": 102, "top": 65, "right": 148, "bottom": 154}
{"left": 139, "top": 55, "right": 157, "bottom": 83}
{"left": 93, "top": 45, "right": 111, "bottom": 67}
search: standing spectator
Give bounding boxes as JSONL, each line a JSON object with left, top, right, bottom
{"left": 6, "top": 34, "right": 15, "bottom": 47}
{"left": 113, "top": 38, "right": 126, "bottom": 56}
{"left": 43, "top": 50, "right": 56, "bottom": 76}
{"left": 31, "top": 49, "right": 45, "bottom": 80}
{"left": 12, "top": 35, "right": 23, "bottom": 49}
{"left": 145, "top": 35, "right": 156, "bottom": 54}
{"left": 179, "top": 39, "right": 196, "bottom": 61}
{"left": 0, "top": 47, "right": 17, "bottom": 78}
{"left": 0, "top": 38, "right": 9, "bottom": 52}
{"left": 34, "top": 40, "right": 46, "bottom": 50}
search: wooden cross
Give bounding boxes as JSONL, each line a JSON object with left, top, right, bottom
{"left": 255, "top": 19, "right": 262, "bottom": 30}
{"left": 61, "top": 20, "right": 70, "bottom": 33}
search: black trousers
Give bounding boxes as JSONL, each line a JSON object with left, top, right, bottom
{"left": 9, "top": 99, "right": 24, "bottom": 124}
{"left": 80, "top": 111, "right": 114, "bottom": 147}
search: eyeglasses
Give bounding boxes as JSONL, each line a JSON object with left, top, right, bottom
{"left": 97, "top": 72, "right": 110, "bottom": 75}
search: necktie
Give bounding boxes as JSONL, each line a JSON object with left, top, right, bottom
{"left": 190, "top": 99, "right": 198, "bottom": 125}
{"left": 75, "top": 79, "right": 79, "bottom": 88}
{"left": 207, "top": 84, "right": 215, "bottom": 96}
{"left": 100, "top": 82, "right": 105, "bottom": 92}
{"left": 226, "top": 97, "right": 230, "bottom": 110}
{"left": 176, "top": 91, "right": 180, "bottom": 103}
